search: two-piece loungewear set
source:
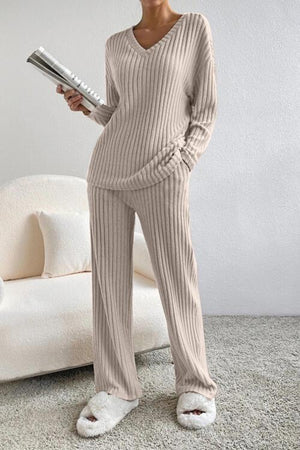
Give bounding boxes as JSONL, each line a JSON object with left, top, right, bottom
{"left": 85, "top": 12, "right": 218, "bottom": 401}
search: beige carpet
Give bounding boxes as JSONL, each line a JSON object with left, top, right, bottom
{"left": 0, "top": 316, "right": 299, "bottom": 449}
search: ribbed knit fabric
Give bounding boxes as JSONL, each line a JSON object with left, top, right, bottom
{"left": 87, "top": 161, "right": 218, "bottom": 400}
{"left": 86, "top": 12, "right": 217, "bottom": 190}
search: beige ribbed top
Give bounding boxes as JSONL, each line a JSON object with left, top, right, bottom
{"left": 86, "top": 12, "right": 217, "bottom": 190}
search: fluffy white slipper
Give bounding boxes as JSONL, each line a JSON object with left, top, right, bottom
{"left": 76, "top": 391, "right": 139, "bottom": 437}
{"left": 176, "top": 392, "right": 216, "bottom": 429}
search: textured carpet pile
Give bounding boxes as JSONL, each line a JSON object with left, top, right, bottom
{"left": 0, "top": 316, "right": 298, "bottom": 449}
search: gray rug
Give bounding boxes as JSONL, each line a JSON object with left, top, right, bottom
{"left": 0, "top": 316, "right": 299, "bottom": 450}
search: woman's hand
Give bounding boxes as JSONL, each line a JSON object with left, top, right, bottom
{"left": 56, "top": 84, "right": 91, "bottom": 116}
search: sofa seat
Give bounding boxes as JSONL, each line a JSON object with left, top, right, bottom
{"left": 0, "top": 271, "right": 169, "bottom": 382}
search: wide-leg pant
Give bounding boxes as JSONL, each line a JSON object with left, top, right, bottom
{"left": 87, "top": 160, "right": 218, "bottom": 401}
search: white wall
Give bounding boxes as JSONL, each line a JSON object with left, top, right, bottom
{"left": 1, "top": 1, "right": 299, "bottom": 314}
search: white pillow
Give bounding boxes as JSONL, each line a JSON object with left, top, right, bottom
{"left": 36, "top": 210, "right": 91, "bottom": 278}
{"left": 0, "top": 277, "right": 4, "bottom": 305}
{"left": 133, "top": 232, "right": 156, "bottom": 281}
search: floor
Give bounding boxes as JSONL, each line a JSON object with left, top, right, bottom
{"left": 0, "top": 316, "right": 298, "bottom": 449}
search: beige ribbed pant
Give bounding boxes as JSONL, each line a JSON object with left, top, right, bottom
{"left": 87, "top": 161, "right": 218, "bottom": 401}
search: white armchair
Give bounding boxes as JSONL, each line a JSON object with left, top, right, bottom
{"left": 0, "top": 175, "right": 169, "bottom": 382}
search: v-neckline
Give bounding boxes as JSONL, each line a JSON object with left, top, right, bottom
{"left": 126, "top": 12, "right": 188, "bottom": 57}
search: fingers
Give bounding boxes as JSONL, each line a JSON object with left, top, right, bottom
{"left": 64, "top": 89, "right": 80, "bottom": 102}
{"left": 56, "top": 84, "right": 83, "bottom": 111}
{"left": 68, "top": 94, "right": 83, "bottom": 111}
{"left": 56, "top": 84, "right": 80, "bottom": 102}
{"left": 56, "top": 84, "right": 64, "bottom": 94}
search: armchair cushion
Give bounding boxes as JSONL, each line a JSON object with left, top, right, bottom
{"left": 36, "top": 210, "right": 91, "bottom": 278}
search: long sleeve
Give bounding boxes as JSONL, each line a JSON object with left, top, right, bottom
{"left": 179, "top": 15, "right": 217, "bottom": 171}
{"left": 87, "top": 39, "right": 120, "bottom": 126}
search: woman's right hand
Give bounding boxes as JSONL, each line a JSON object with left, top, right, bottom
{"left": 56, "top": 84, "right": 91, "bottom": 116}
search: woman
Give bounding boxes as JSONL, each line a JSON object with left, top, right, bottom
{"left": 57, "top": 0, "right": 218, "bottom": 438}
